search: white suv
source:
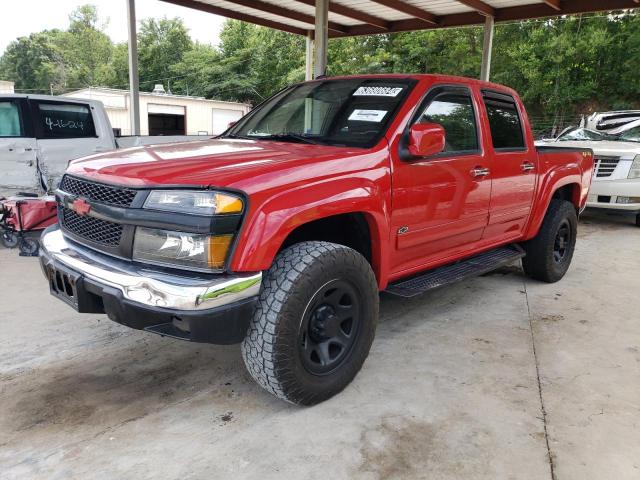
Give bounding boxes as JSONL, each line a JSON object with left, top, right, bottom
{"left": 537, "top": 125, "right": 640, "bottom": 226}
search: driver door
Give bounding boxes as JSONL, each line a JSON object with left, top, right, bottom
{"left": 390, "top": 85, "right": 491, "bottom": 275}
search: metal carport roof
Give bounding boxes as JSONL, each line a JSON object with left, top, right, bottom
{"left": 122, "top": 0, "right": 640, "bottom": 134}
{"left": 159, "top": 0, "right": 640, "bottom": 37}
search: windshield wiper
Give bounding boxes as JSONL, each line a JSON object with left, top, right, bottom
{"left": 255, "top": 133, "right": 325, "bottom": 145}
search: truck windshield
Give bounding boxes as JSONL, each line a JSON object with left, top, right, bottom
{"left": 557, "top": 128, "right": 613, "bottom": 141}
{"left": 225, "top": 78, "right": 416, "bottom": 148}
{"left": 618, "top": 126, "right": 640, "bottom": 143}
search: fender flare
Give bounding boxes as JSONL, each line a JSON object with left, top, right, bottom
{"left": 524, "top": 164, "right": 583, "bottom": 240}
{"left": 230, "top": 175, "right": 391, "bottom": 288}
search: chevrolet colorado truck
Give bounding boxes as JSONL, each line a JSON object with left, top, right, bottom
{"left": 39, "top": 75, "right": 593, "bottom": 405}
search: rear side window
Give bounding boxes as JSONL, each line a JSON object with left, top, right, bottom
{"left": 0, "top": 100, "right": 23, "bottom": 137}
{"left": 36, "top": 102, "right": 96, "bottom": 139}
{"left": 482, "top": 92, "right": 525, "bottom": 150}
{"left": 415, "top": 89, "right": 479, "bottom": 153}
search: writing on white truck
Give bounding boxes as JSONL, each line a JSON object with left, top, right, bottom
{"left": 0, "top": 94, "right": 205, "bottom": 193}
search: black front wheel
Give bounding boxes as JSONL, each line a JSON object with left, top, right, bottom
{"left": 522, "top": 199, "right": 577, "bottom": 283}
{"left": 242, "top": 241, "right": 378, "bottom": 406}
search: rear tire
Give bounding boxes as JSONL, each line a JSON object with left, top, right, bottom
{"left": 241, "top": 241, "right": 378, "bottom": 406}
{"left": 522, "top": 199, "right": 577, "bottom": 283}
{"left": 635, "top": 214, "right": 640, "bottom": 228}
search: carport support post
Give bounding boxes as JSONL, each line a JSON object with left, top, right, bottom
{"left": 480, "top": 15, "right": 494, "bottom": 82}
{"left": 127, "top": 0, "right": 141, "bottom": 136}
{"left": 314, "top": 0, "right": 328, "bottom": 78}
{"left": 305, "top": 31, "right": 314, "bottom": 81}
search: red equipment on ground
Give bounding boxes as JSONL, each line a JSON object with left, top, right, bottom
{"left": 0, "top": 194, "right": 57, "bottom": 256}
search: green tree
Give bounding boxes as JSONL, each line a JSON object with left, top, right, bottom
{"left": 137, "top": 17, "right": 192, "bottom": 91}
{"left": 0, "top": 30, "right": 66, "bottom": 93}
{"left": 60, "top": 5, "right": 114, "bottom": 88}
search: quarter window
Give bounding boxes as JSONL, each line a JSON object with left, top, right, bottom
{"left": 482, "top": 93, "right": 525, "bottom": 149}
{"left": 36, "top": 102, "right": 96, "bottom": 139}
{"left": 415, "top": 90, "right": 479, "bottom": 153}
{"left": 0, "top": 101, "right": 23, "bottom": 137}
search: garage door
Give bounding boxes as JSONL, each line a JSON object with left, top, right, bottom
{"left": 212, "top": 108, "right": 244, "bottom": 135}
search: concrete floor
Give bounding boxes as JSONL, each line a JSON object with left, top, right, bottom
{"left": 1, "top": 210, "right": 638, "bottom": 480}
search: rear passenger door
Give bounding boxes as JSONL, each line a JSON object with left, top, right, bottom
{"left": 480, "top": 90, "right": 537, "bottom": 241}
{"left": 0, "top": 98, "right": 38, "bottom": 189}
{"left": 30, "top": 100, "right": 104, "bottom": 189}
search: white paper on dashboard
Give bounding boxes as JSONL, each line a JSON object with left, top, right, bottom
{"left": 348, "top": 109, "right": 388, "bottom": 122}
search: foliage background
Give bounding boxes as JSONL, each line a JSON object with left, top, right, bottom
{"left": 2, "top": 5, "right": 639, "bottom": 136}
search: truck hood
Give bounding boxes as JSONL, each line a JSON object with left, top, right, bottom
{"left": 537, "top": 140, "right": 640, "bottom": 159}
{"left": 66, "top": 138, "right": 379, "bottom": 194}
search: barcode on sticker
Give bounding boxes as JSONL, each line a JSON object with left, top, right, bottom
{"left": 353, "top": 86, "right": 403, "bottom": 97}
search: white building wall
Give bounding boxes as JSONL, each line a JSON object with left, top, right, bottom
{"left": 0, "top": 81, "right": 15, "bottom": 94}
{"left": 62, "top": 88, "right": 251, "bottom": 136}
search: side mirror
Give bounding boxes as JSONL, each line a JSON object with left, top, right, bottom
{"left": 408, "top": 123, "right": 446, "bottom": 157}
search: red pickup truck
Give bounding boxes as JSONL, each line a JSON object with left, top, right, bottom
{"left": 40, "top": 74, "right": 593, "bottom": 405}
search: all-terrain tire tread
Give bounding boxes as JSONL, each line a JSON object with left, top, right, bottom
{"left": 241, "top": 241, "right": 378, "bottom": 405}
{"left": 522, "top": 199, "right": 577, "bottom": 283}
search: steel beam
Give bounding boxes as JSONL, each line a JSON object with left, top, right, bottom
{"left": 305, "top": 31, "right": 314, "bottom": 81}
{"left": 480, "top": 15, "right": 494, "bottom": 81}
{"left": 455, "top": 0, "right": 495, "bottom": 16}
{"left": 369, "top": 0, "right": 439, "bottom": 25}
{"left": 314, "top": 0, "right": 328, "bottom": 78}
{"left": 221, "top": 0, "right": 348, "bottom": 33}
{"left": 126, "top": 0, "right": 140, "bottom": 135}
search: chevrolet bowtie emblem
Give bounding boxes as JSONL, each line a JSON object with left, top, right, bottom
{"left": 71, "top": 198, "right": 91, "bottom": 216}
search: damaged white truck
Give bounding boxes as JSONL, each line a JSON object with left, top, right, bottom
{"left": 0, "top": 94, "right": 200, "bottom": 193}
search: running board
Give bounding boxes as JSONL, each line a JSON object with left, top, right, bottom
{"left": 384, "top": 245, "right": 526, "bottom": 298}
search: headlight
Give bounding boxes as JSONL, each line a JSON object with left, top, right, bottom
{"left": 629, "top": 155, "right": 640, "bottom": 179}
{"left": 133, "top": 227, "right": 233, "bottom": 271}
{"left": 144, "top": 190, "right": 243, "bottom": 215}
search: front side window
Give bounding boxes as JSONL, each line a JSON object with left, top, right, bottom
{"left": 0, "top": 100, "right": 23, "bottom": 137}
{"left": 483, "top": 92, "right": 525, "bottom": 150}
{"left": 36, "top": 102, "right": 96, "bottom": 139}
{"left": 227, "top": 79, "right": 415, "bottom": 148}
{"left": 415, "top": 89, "right": 479, "bottom": 153}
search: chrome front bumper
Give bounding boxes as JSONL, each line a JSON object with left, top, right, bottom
{"left": 40, "top": 226, "right": 262, "bottom": 311}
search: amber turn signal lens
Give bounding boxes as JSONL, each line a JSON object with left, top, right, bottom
{"left": 208, "top": 234, "right": 233, "bottom": 269}
{"left": 215, "top": 193, "right": 243, "bottom": 214}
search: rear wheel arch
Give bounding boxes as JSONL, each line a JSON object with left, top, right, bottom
{"left": 525, "top": 180, "right": 582, "bottom": 240}
{"left": 551, "top": 183, "right": 581, "bottom": 211}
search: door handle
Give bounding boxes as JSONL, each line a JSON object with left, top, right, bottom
{"left": 521, "top": 162, "right": 535, "bottom": 172}
{"left": 470, "top": 167, "right": 490, "bottom": 178}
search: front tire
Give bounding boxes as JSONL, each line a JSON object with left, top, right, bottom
{"left": 241, "top": 241, "right": 378, "bottom": 406}
{"left": 522, "top": 199, "right": 577, "bottom": 283}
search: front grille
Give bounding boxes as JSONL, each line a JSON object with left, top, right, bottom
{"left": 61, "top": 208, "right": 123, "bottom": 247}
{"left": 594, "top": 155, "right": 620, "bottom": 178}
{"left": 60, "top": 176, "right": 137, "bottom": 207}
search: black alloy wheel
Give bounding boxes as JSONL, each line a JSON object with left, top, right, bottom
{"left": 553, "top": 219, "right": 571, "bottom": 263}
{"left": 299, "top": 279, "right": 361, "bottom": 376}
